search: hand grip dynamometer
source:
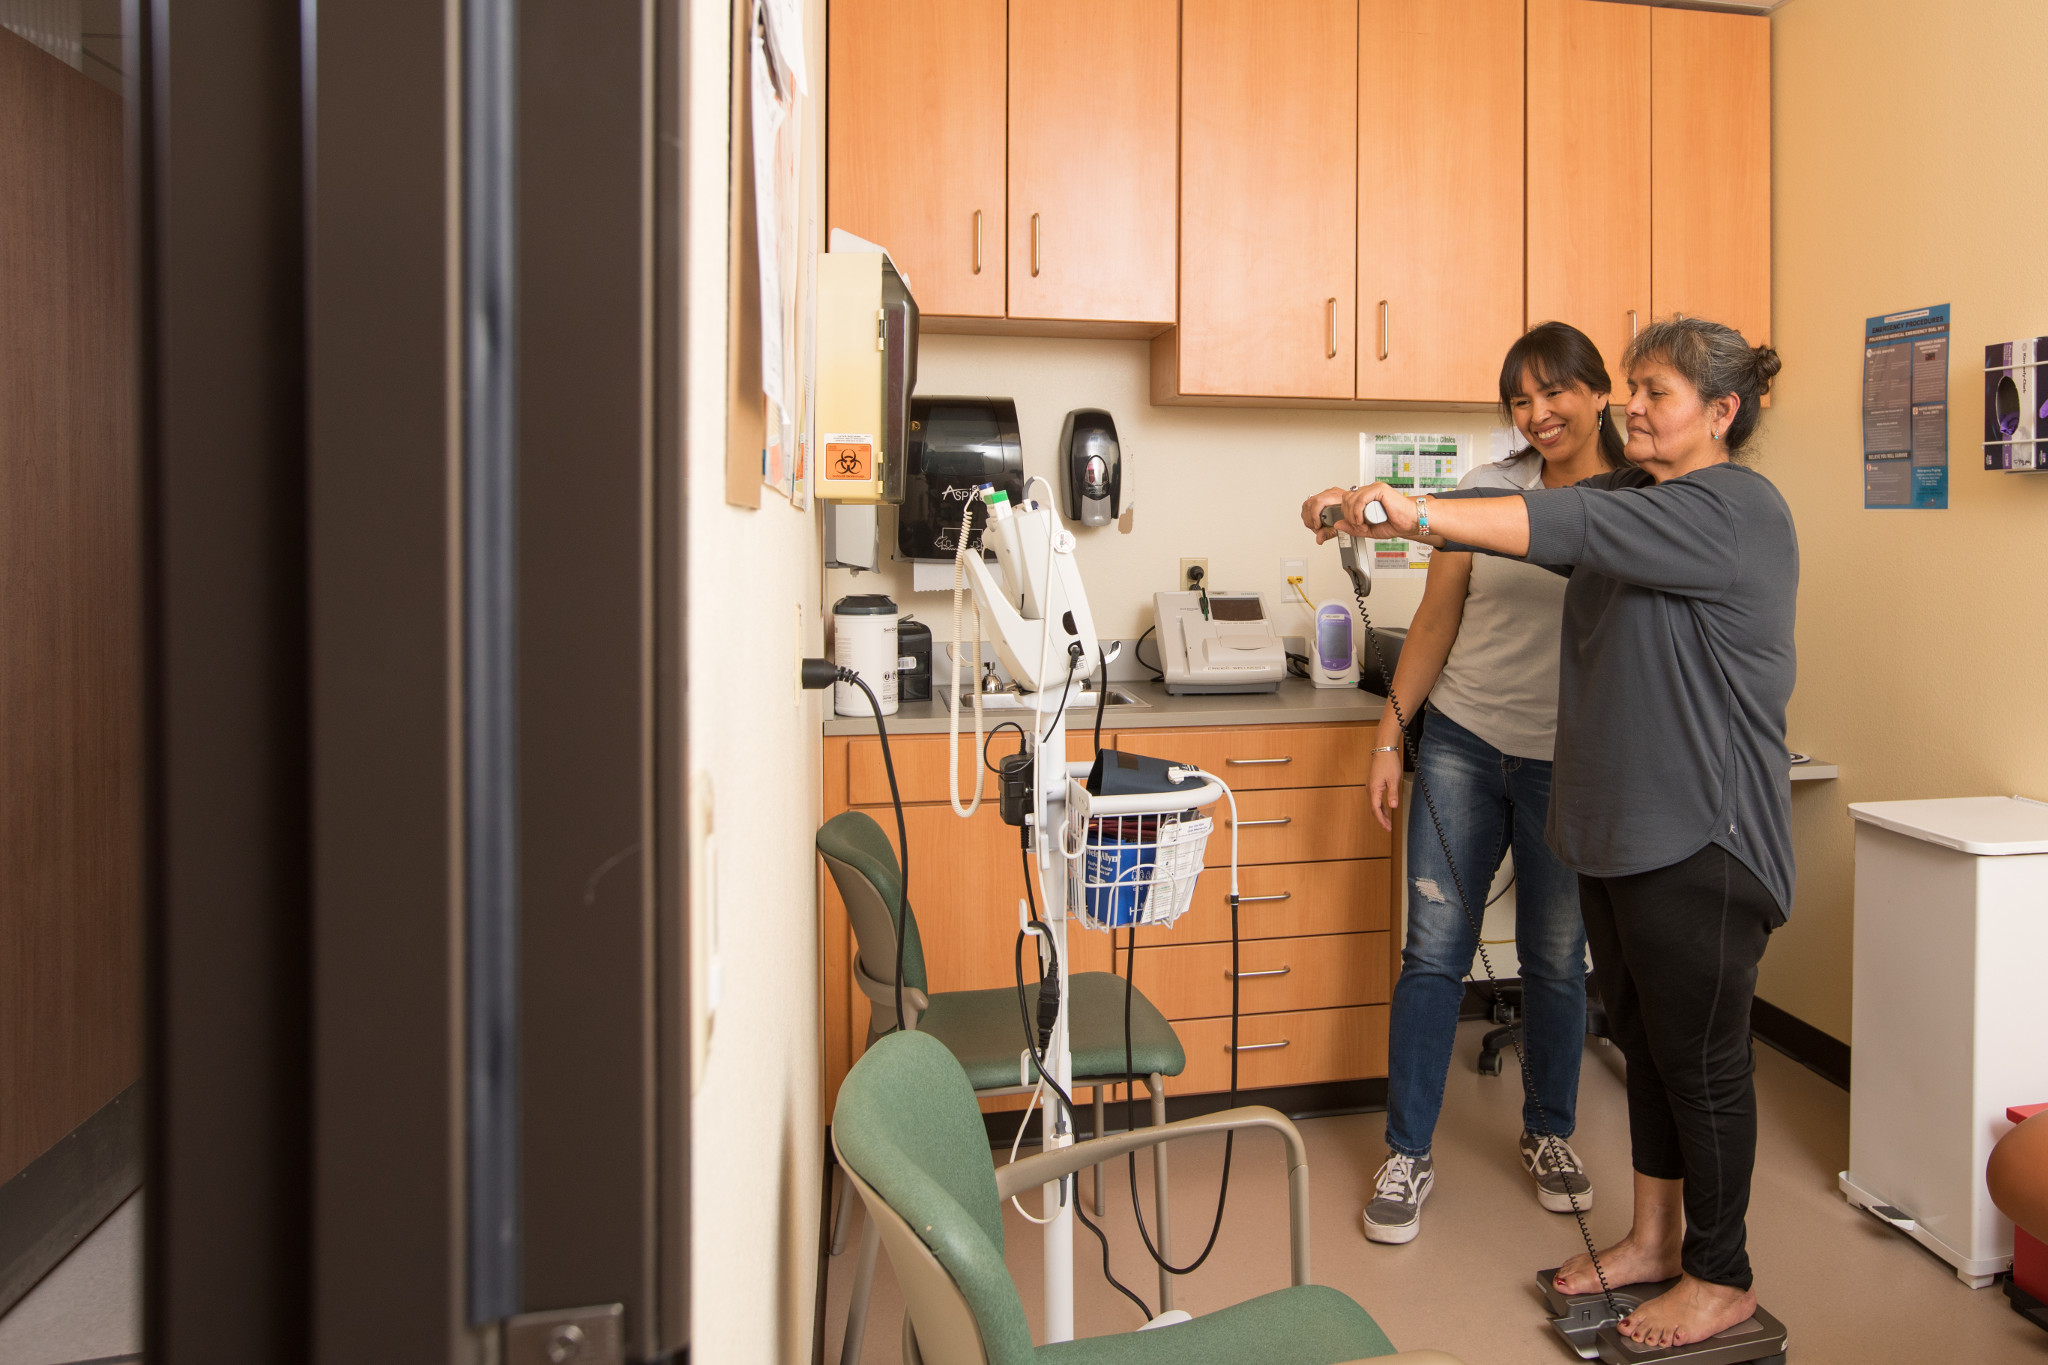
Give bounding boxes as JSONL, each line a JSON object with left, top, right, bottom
{"left": 1319, "top": 500, "right": 1386, "bottom": 599}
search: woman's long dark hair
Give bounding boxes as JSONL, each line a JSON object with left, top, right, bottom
{"left": 1498, "top": 322, "right": 1627, "bottom": 469}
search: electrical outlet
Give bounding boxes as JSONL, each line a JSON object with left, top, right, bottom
{"left": 1179, "top": 557, "right": 1209, "bottom": 592}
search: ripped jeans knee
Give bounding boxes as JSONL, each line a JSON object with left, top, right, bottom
{"left": 1401, "top": 878, "right": 1481, "bottom": 978}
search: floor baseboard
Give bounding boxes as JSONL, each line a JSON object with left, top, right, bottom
{"left": 1751, "top": 997, "right": 1850, "bottom": 1091}
{"left": 0, "top": 1084, "right": 143, "bottom": 1317}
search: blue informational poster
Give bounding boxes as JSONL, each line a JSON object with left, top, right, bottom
{"left": 1863, "top": 305, "right": 1950, "bottom": 509}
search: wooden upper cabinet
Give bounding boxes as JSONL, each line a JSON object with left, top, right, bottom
{"left": 1357, "top": 0, "right": 1525, "bottom": 405}
{"left": 1007, "top": 0, "right": 1178, "bottom": 326}
{"left": 1526, "top": 0, "right": 1650, "bottom": 396}
{"left": 1650, "top": 7, "right": 1771, "bottom": 348}
{"left": 1168, "top": 0, "right": 1357, "bottom": 399}
{"left": 827, "top": 0, "right": 1006, "bottom": 318}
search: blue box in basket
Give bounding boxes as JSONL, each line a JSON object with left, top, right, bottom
{"left": 1084, "top": 841, "right": 1157, "bottom": 927}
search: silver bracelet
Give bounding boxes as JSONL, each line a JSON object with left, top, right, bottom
{"left": 1369, "top": 744, "right": 1400, "bottom": 754}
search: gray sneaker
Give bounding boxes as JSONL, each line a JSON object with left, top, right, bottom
{"left": 1520, "top": 1131, "right": 1594, "bottom": 1213}
{"left": 1362, "top": 1150, "right": 1434, "bottom": 1244}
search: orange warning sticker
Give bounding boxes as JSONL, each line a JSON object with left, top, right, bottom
{"left": 823, "top": 433, "right": 874, "bottom": 482}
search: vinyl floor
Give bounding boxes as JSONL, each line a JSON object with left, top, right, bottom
{"left": 820, "top": 1019, "right": 2048, "bottom": 1363}
{"left": 0, "top": 1192, "right": 141, "bottom": 1365}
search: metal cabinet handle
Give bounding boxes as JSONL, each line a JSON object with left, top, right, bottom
{"left": 1235, "top": 1039, "right": 1291, "bottom": 1052}
{"left": 1378, "top": 300, "right": 1391, "bottom": 360}
{"left": 1325, "top": 297, "right": 1338, "bottom": 359}
{"left": 1629, "top": 308, "right": 1638, "bottom": 338}
{"left": 972, "top": 209, "right": 983, "bottom": 274}
{"left": 1226, "top": 756, "right": 1292, "bottom": 766}
{"left": 1237, "top": 892, "right": 1292, "bottom": 904}
{"left": 1030, "top": 212, "right": 1042, "bottom": 277}
{"left": 1230, "top": 817, "right": 1292, "bottom": 828}
{"left": 1230, "top": 966, "right": 1291, "bottom": 979}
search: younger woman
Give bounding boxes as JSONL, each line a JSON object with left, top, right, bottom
{"left": 1350, "top": 322, "right": 1625, "bottom": 1245}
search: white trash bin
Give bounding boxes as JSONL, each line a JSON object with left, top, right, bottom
{"left": 1841, "top": 795, "right": 2048, "bottom": 1287}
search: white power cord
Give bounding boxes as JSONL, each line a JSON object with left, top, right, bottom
{"left": 1005, "top": 1080, "right": 1056, "bottom": 1224}
{"left": 1025, "top": 475, "right": 1064, "bottom": 872}
{"left": 948, "top": 496, "right": 986, "bottom": 817}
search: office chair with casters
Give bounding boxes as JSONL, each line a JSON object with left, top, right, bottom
{"left": 834, "top": 1030, "right": 1467, "bottom": 1365}
{"left": 1474, "top": 971, "right": 1609, "bottom": 1077}
{"left": 818, "top": 811, "right": 1188, "bottom": 1365}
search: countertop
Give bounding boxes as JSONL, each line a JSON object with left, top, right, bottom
{"left": 820, "top": 678, "right": 1387, "bottom": 736}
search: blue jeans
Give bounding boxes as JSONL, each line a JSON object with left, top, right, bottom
{"left": 1383, "top": 706, "right": 1588, "bottom": 1157}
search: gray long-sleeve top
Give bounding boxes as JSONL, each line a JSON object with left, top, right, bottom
{"left": 1439, "top": 462, "right": 1799, "bottom": 916}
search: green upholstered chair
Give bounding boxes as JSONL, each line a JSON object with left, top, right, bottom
{"left": 819, "top": 810, "right": 1189, "bottom": 1364}
{"left": 833, "top": 1030, "right": 1463, "bottom": 1365}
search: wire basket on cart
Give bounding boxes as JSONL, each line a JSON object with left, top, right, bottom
{"left": 1062, "top": 764, "right": 1224, "bottom": 932}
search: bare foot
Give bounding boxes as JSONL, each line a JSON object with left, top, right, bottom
{"left": 1552, "top": 1232, "right": 1681, "bottom": 1296}
{"left": 1619, "top": 1273, "right": 1757, "bottom": 1348}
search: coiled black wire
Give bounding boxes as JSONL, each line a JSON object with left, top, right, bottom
{"left": 1347, "top": 571, "right": 1621, "bottom": 1321}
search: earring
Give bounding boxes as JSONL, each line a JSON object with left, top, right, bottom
{"left": 1598, "top": 410, "right": 1606, "bottom": 429}
{"left": 1711, "top": 430, "right": 1721, "bottom": 441}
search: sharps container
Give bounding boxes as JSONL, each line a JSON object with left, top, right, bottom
{"left": 832, "top": 594, "right": 899, "bottom": 717}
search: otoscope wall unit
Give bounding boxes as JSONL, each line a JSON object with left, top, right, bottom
{"left": 1984, "top": 337, "right": 2048, "bottom": 472}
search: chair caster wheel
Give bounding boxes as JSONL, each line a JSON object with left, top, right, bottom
{"left": 1477, "top": 1050, "right": 1503, "bottom": 1077}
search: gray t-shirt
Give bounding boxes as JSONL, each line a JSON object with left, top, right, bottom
{"left": 1428, "top": 452, "right": 1567, "bottom": 761}
{"left": 1440, "top": 462, "right": 1799, "bottom": 916}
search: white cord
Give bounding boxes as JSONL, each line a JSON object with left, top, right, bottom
{"left": 1024, "top": 475, "right": 1064, "bottom": 874}
{"left": 1005, "top": 1080, "right": 1056, "bottom": 1224}
{"left": 948, "top": 497, "right": 986, "bottom": 817}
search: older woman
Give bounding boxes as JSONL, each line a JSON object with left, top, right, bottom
{"left": 1304, "top": 315, "right": 1794, "bottom": 1350}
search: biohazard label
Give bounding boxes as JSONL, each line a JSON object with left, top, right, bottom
{"left": 822, "top": 433, "right": 875, "bottom": 482}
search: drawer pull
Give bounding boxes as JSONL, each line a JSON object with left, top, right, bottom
{"left": 1226, "top": 756, "right": 1292, "bottom": 766}
{"left": 1230, "top": 966, "right": 1291, "bottom": 979}
{"left": 1237, "top": 892, "right": 1292, "bottom": 904}
{"left": 1231, "top": 817, "right": 1292, "bottom": 828}
{"left": 1235, "top": 1039, "right": 1291, "bottom": 1052}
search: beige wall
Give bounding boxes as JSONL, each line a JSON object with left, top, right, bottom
{"left": 1765, "top": 0, "right": 2048, "bottom": 1042}
{"left": 825, "top": 333, "right": 1520, "bottom": 646}
{"left": 686, "top": 0, "right": 828, "bottom": 1359}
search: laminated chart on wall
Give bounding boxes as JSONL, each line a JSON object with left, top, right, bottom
{"left": 1359, "top": 433, "right": 1470, "bottom": 574}
{"left": 1863, "top": 304, "right": 1949, "bottom": 509}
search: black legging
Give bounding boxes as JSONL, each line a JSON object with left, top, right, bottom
{"left": 1578, "top": 842, "right": 1778, "bottom": 1289}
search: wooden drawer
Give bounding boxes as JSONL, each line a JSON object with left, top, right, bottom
{"left": 1116, "top": 932, "right": 1388, "bottom": 1020}
{"left": 1112, "top": 724, "right": 1372, "bottom": 790}
{"left": 1207, "top": 786, "right": 1385, "bottom": 866}
{"left": 1170, "top": 1005, "right": 1389, "bottom": 1094}
{"left": 1134, "top": 859, "right": 1389, "bottom": 946}
{"left": 845, "top": 730, "right": 1103, "bottom": 806}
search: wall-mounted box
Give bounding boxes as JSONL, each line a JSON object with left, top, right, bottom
{"left": 816, "top": 249, "right": 918, "bottom": 503}
{"left": 1983, "top": 337, "right": 2048, "bottom": 473}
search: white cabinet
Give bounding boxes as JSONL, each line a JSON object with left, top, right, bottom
{"left": 1841, "top": 796, "right": 2048, "bottom": 1286}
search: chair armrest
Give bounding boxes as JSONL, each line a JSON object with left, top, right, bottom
{"left": 852, "top": 959, "right": 928, "bottom": 1029}
{"left": 997, "top": 1106, "right": 1312, "bottom": 1285}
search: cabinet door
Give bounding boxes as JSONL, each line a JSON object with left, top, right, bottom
{"left": 1527, "top": 0, "right": 1650, "bottom": 396}
{"left": 1357, "top": 0, "right": 1524, "bottom": 404}
{"left": 827, "top": 0, "right": 1006, "bottom": 318}
{"left": 1175, "top": 0, "right": 1356, "bottom": 398}
{"left": 1008, "top": 0, "right": 1177, "bottom": 325}
{"left": 1650, "top": 8, "right": 1771, "bottom": 347}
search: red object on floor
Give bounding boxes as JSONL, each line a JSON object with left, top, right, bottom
{"left": 2008, "top": 1104, "right": 2048, "bottom": 1302}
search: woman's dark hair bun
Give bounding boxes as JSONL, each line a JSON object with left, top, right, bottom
{"left": 1749, "top": 344, "right": 1783, "bottom": 394}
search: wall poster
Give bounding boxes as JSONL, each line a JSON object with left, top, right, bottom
{"left": 1863, "top": 304, "right": 1949, "bottom": 510}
